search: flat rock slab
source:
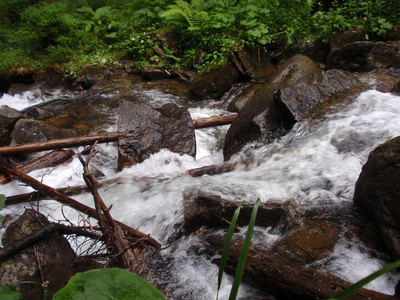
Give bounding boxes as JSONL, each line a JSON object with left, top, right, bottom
{"left": 118, "top": 101, "right": 195, "bottom": 170}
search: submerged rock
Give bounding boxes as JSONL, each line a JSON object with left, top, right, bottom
{"left": 118, "top": 101, "right": 195, "bottom": 170}
{"left": 354, "top": 137, "right": 400, "bottom": 260}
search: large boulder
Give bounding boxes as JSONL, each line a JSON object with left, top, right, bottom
{"left": 327, "top": 41, "right": 400, "bottom": 71}
{"left": 223, "top": 54, "right": 322, "bottom": 160}
{"left": 354, "top": 137, "right": 400, "bottom": 260}
{"left": 70, "top": 65, "right": 108, "bottom": 90}
{"left": 0, "top": 106, "right": 23, "bottom": 146}
{"left": 189, "top": 62, "right": 240, "bottom": 100}
{"left": 0, "top": 210, "right": 78, "bottom": 300}
{"left": 118, "top": 101, "right": 196, "bottom": 170}
{"left": 11, "top": 118, "right": 78, "bottom": 144}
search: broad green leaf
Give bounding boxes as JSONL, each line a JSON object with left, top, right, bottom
{"left": 0, "top": 284, "right": 23, "bottom": 300}
{"left": 53, "top": 268, "right": 165, "bottom": 300}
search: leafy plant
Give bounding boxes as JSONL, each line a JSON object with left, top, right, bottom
{"left": 0, "top": 194, "right": 6, "bottom": 223}
{"left": 0, "top": 283, "right": 23, "bottom": 300}
{"left": 53, "top": 268, "right": 165, "bottom": 299}
{"left": 217, "top": 198, "right": 261, "bottom": 300}
{"left": 160, "top": 0, "right": 209, "bottom": 31}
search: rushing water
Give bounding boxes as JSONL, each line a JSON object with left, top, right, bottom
{"left": 1, "top": 88, "right": 400, "bottom": 298}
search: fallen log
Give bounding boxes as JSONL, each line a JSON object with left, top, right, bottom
{"left": 0, "top": 161, "right": 161, "bottom": 248}
{"left": 192, "top": 113, "right": 238, "bottom": 129}
{"left": 0, "top": 149, "right": 75, "bottom": 184}
{"left": 204, "top": 234, "right": 397, "bottom": 300}
{"left": 0, "top": 114, "right": 238, "bottom": 156}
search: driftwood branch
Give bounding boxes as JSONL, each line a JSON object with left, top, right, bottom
{"left": 0, "top": 149, "right": 75, "bottom": 184}
{"left": 0, "top": 223, "right": 101, "bottom": 262}
{"left": 0, "top": 161, "right": 161, "bottom": 248}
{"left": 78, "top": 142, "right": 138, "bottom": 270}
{"left": 0, "top": 114, "right": 238, "bottom": 156}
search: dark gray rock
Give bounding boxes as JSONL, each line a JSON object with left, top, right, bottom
{"left": 329, "top": 28, "right": 365, "bottom": 50}
{"left": 387, "top": 24, "right": 400, "bottom": 41}
{"left": 391, "top": 81, "right": 400, "bottom": 95}
{"left": 0, "top": 210, "right": 78, "bottom": 300}
{"left": 0, "top": 106, "right": 23, "bottom": 146}
{"left": 327, "top": 41, "right": 400, "bottom": 71}
{"left": 189, "top": 62, "right": 240, "bottom": 100}
{"left": 354, "top": 137, "right": 400, "bottom": 260}
{"left": 71, "top": 65, "right": 108, "bottom": 90}
{"left": 11, "top": 118, "right": 78, "bottom": 144}
{"left": 141, "top": 66, "right": 167, "bottom": 81}
{"left": 118, "top": 101, "right": 195, "bottom": 170}
{"left": 223, "top": 54, "right": 322, "bottom": 160}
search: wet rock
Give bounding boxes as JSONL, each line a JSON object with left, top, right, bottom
{"left": 391, "top": 81, "right": 400, "bottom": 95}
{"left": 183, "top": 191, "right": 296, "bottom": 229}
{"left": 275, "top": 219, "right": 339, "bottom": 263}
{"left": 227, "top": 82, "right": 264, "bottom": 113}
{"left": 230, "top": 47, "right": 275, "bottom": 80}
{"left": 189, "top": 62, "right": 240, "bottom": 100}
{"left": 140, "top": 66, "right": 167, "bottom": 81}
{"left": 327, "top": 41, "right": 400, "bottom": 71}
{"left": 7, "top": 83, "right": 32, "bottom": 95}
{"left": 283, "top": 40, "right": 330, "bottom": 64}
{"left": 354, "top": 72, "right": 398, "bottom": 92}
{"left": 223, "top": 55, "right": 321, "bottom": 160}
{"left": 32, "top": 69, "right": 71, "bottom": 95}
{"left": 26, "top": 106, "right": 56, "bottom": 121}
{"left": 11, "top": 118, "right": 78, "bottom": 144}
{"left": 387, "top": 24, "right": 400, "bottom": 41}
{"left": 328, "top": 28, "right": 365, "bottom": 50}
{"left": 118, "top": 101, "right": 195, "bottom": 170}
{"left": 70, "top": 65, "right": 108, "bottom": 90}
{"left": 0, "top": 106, "right": 23, "bottom": 146}
{"left": 354, "top": 137, "right": 400, "bottom": 260}
{"left": 0, "top": 210, "right": 77, "bottom": 300}
{"left": 277, "top": 69, "right": 364, "bottom": 121}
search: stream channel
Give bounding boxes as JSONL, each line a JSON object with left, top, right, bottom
{"left": 1, "top": 84, "right": 400, "bottom": 299}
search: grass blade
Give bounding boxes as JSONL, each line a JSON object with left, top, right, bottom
{"left": 228, "top": 198, "right": 261, "bottom": 300}
{"left": 216, "top": 201, "right": 246, "bottom": 300}
{"left": 327, "top": 259, "right": 400, "bottom": 300}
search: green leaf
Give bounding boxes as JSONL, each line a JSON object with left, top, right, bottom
{"left": 0, "top": 194, "right": 6, "bottom": 223}
{"left": 229, "top": 198, "right": 261, "bottom": 300}
{"left": 217, "top": 201, "right": 246, "bottom": 299}
{"left": 0, "top": 283, "right": 23, "bottom": 300}
{"left": 327, "top": 259, "right": 400, "bottom": 300}
{"left": 53, "top": 268, "right": 165, "bottom": 300}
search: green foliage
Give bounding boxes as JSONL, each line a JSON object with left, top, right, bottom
{"left": 160, "top": 0, "right": 209, "bottom": 31}
{"left": 0, "top": 284, "right": 23, "bottom": 300}
{"left": 0, "top": 194, "right": 6, "bottom": 223}
{"left": 217, "top": 199, "right": 261, "bottom": 300}
{"left": 53, "top": 268, "right": 165, "bottom": 300}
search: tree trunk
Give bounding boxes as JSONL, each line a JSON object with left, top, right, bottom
{"left": 204, "top": 234, "right": 396, "bottom": 300}
{"left": 192, "top": 113, "right": 238, "bottom": 129}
